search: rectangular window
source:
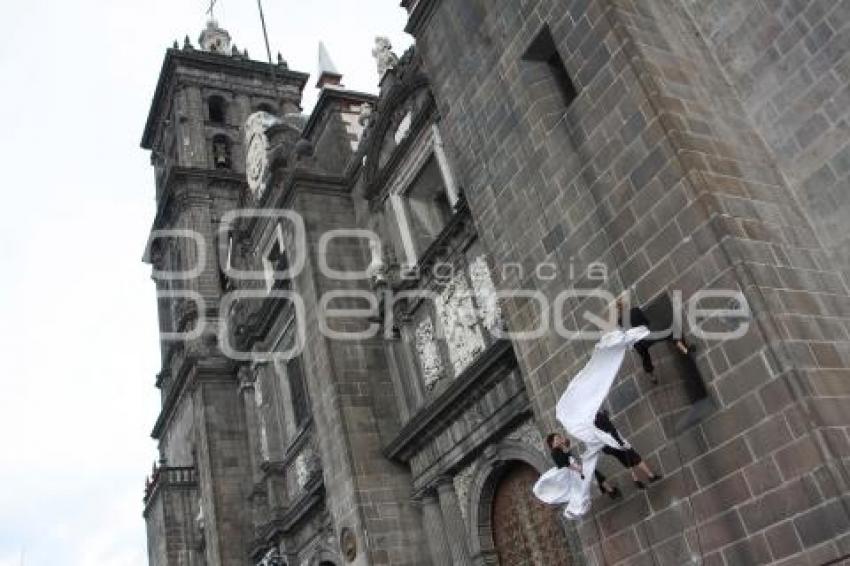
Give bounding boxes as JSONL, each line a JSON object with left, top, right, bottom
{"left": 399, "top": 155, "right": 453, "bottom": 259}
{"left": 522, "top": 24, "right": 577, "bottom": 116}
{"left": 287, "top": 356, "right": 310, "bottom": 429}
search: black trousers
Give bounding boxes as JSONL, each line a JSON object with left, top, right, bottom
{"left": 603, "top": 445, "right": 643, "bottom": 468}
{"left": 634, "top": 337, "right": 690, "bottom": 374}
{"left": 634, "top": 340, "right": 656, "bottom": 373}
{"left": 593, "top": 469, "right": 607, "bottom": 488}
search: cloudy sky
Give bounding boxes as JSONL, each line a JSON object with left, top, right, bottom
{"left": 0, "top": 1, "right": 410, "bottom": 564}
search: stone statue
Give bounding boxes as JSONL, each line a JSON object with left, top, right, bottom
{"left": 358, "top": 102, "right": 374, "bottom": 127}
{"left": 372, "top": 36, "right": 399, "bottom": 78}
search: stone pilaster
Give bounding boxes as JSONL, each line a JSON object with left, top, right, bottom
{"left": 420, "top": 489, "right": 452, "bottom": 566}
{"left": 436, "top": 478, "right": 473, "bottom": 566}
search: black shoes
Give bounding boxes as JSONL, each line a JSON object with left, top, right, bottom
{"left": 634, "top": 475, "right": 662, "bottom": 490}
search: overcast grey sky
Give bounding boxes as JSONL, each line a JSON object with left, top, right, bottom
{"left": 0, "top": 1, "right": 410, "bottom": 564}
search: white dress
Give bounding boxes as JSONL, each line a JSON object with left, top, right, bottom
{"left": 533, "top": 326, "right": 650, "bottom": 519}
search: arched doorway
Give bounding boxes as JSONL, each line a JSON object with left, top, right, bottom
{"left": 491, "top": 461, "right": 573, "bottom": 565}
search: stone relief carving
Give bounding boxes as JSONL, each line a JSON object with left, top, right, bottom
{"left": 469, "top": 256, "right": 502, "bottom": 333}
{"left": 506, "top": 420, "right": 545, "bottom": 456}
{"left": 367, "top": 237, "right": 388, "bottom": 286}
{"left": 257, "top": 547, "right": 284, "bottom": 566}
{"left": 259, "top": 425, "right": 270, "bottom": 461}
{"left": 436, "top": 272, "right": 485, "bottom": 376}
{"left": 414, "top": 316, "right": 443, "bottom": 390}
{"left": 372, "top": 36, "right": 399, "bottom": 79}
{"left": 244, "top": 111, "right": 282, "bottom": 199}
{"left": 294, "top": 441, "right": 320, "bottom": 491}
{"left": 453, "top": 461, "right": 477, "bottom": 526}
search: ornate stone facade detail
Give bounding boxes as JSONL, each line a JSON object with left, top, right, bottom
{"left": 469, "top": 256, "right": 502, "bottom": 333}
{"left": 453, "top": 461, "right": 477, "bottom": 526}
{"left": 371, "top": 36, "right": 400, "bottom": 79}
{"left": 259, "top": 425, "right": 270, "bottom": 461}
{"left": 414, "top": 316, "right": 443, "bottom": 389}
{"left": 505, "top": 420, "right": 544, "bottom": 456}
{"left": 198, "top": 19, "right": 232, "bottom": 54}
{"left": 436, "top": 272, "right": 485, "bottom": 376}
{"left": 257, "top": 547, "right": 284, "bottom": 566}
{"left": 244, "top": 111, "right": 283, "bottom": 199}
{"left": 293, "top": 441, "right": 320, "bottom": 491}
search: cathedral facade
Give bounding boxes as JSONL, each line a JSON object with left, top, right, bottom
{"left": 140, "top": 2, "right": 850, "bottom": 565}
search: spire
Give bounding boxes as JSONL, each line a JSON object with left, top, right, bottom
{"left": 316, "top": 41, "right": 343, "bottom": 89}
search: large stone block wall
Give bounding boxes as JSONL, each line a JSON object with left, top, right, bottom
{"left": 287, "top": 184, "right": 431, "bottom": 566}
{"left": 193, "top": 374, "right": 254, "bottom": 566}
{"left": 411, "top": 0, "right": 850, "bottom": 563}
{"left": 681, "top": 0, "right": 850, "bottom": 284}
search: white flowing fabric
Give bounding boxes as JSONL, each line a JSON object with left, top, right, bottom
{"left": 533, "top": 326, "right": 650, "bottom": 519}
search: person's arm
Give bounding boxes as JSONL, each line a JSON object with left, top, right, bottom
{"left": 567, "top": 453, "right": 586, "bottom": 479}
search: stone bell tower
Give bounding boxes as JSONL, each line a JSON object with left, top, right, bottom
{"left": 140, "top": 19, "right": 308, "bottom": 566}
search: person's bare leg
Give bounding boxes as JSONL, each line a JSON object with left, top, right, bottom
{"left": 637, "top": 461, "right": 655, "bottom": 479}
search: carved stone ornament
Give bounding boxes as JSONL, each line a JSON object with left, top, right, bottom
{"left": 469, "top": 255, "right": 503, "bottom": 332}
{"left": 436, "top": 272, "right": 485, "bottom": 376}
{"left": 340, "top": 527, "right": 357, "bottom": 562}
{"left": 506, "top": 420, "right": 545, "bottom": 456}
{"left": 258, "top": 547, "right": 284, "bottom": 566}
{"left": 414, "top": 316, "right": 444, "bottom": 390}
{"left": 244, "top": 111, "right": 282, "bottom": 199}
{"left": 371, "top": 36, "right": 399, "bottom": 79}
{"left": 358, "top": 102, "right": 374, "bottom": 127}
{"left": 294, "top": 443, "right": 319, "bottom": 490}
{"left": 454, "top": 461, "right": 477, "bottom": 526}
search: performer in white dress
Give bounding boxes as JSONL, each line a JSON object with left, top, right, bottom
{"left": 533, "top": 326, "right": 653, "bottom": 519}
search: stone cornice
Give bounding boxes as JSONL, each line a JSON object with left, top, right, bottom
{"left": 384, "top": 339, "right": 516, "bottom": 462}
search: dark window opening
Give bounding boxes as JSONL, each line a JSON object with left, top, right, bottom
{"left": 403, "top": 156, "right": 454, "bottom": 258}
{"left": 288, "top": 357, "right": 310, "bottom": 429}
{"left": 256, "top": 103, "right": 276, "bottom": 115}
{"left": 212, "top": 135, "right": 232, "bottom": 169}
{"left": 208, "top": 96, "right": 227, "bottom": 124}
{"left": 522, "top": 24, "right": 577, "bottom": 109}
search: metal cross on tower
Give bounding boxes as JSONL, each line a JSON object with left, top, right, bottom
{"left": 206, "top": 0, "right": 218, "bottom": 19}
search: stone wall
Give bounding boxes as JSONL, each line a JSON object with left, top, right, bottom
{"left": 409, "top": 0, "right": 850, "bottom": 563}
{"left": 682, "top": 0, "right": 850, "bottom": 284}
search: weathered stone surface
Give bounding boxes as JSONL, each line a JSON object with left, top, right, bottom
{"left": 140, "top": 3, "right": 850, "bottom": 564}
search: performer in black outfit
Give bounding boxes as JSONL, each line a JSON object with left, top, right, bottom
{"left": 594, "top": 409, "right": 662, "bottom": 489}
{"left": 616, "top": 297, "right": 692, "bottom": 384}
{"left": 546, "top": 433, "right": 622, "bottom": 499}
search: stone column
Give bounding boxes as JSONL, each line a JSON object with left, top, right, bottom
{"left": 420, "top": 489, "right": 452, "bottom": 566}
{"left": 436, "top": 478, "right": 473, "bottom": 566}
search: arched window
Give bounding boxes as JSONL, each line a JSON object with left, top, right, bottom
{"left": 212, "top": 135, "right": 232, "bottom": 169}
{"left": 208, "top": 96, "right": 227, "bottom": 124}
